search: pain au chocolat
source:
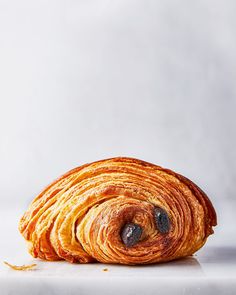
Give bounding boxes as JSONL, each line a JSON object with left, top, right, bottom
{"left": 19, "top": 157, "right": 217, "bottom": 265}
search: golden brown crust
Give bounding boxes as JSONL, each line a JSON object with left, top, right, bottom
{"left": 19, "top": 157, "right": 217, "bottom": 265}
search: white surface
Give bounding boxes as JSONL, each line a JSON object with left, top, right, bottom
{"left": 0, "top": 209, "right": 236, "bottom": 295}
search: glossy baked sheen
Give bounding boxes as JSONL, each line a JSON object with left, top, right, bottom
{"left": 19, "top": 157, "right": 217, "bottom": 265}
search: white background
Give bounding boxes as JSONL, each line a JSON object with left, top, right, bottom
{"left": 0, "top": 0, "right": 235, "bottom": 239}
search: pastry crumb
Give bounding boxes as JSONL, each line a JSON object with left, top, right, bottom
{"left": 3, "top": 261, "right": 37, "bottom": 271}
{"left": 102, "top": 268, "right": 108, "bottom": 272}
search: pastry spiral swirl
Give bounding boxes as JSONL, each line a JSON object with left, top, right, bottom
{"left": 19, "top": 157, "right": 217, "bottom": 265}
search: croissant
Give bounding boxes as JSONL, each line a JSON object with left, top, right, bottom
{"left": 19, "top": 157, "right": 217, "bottom": 265}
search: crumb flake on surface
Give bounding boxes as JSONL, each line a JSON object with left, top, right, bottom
{"left": 3, "top": 261, "right": 37, "bottom": 271}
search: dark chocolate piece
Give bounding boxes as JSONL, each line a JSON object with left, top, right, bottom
{"left": 121, "top": 223, "right": 143, "bottom": 247}
{"left": 154, "top": 207, "right": 170, "bottom": 234}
